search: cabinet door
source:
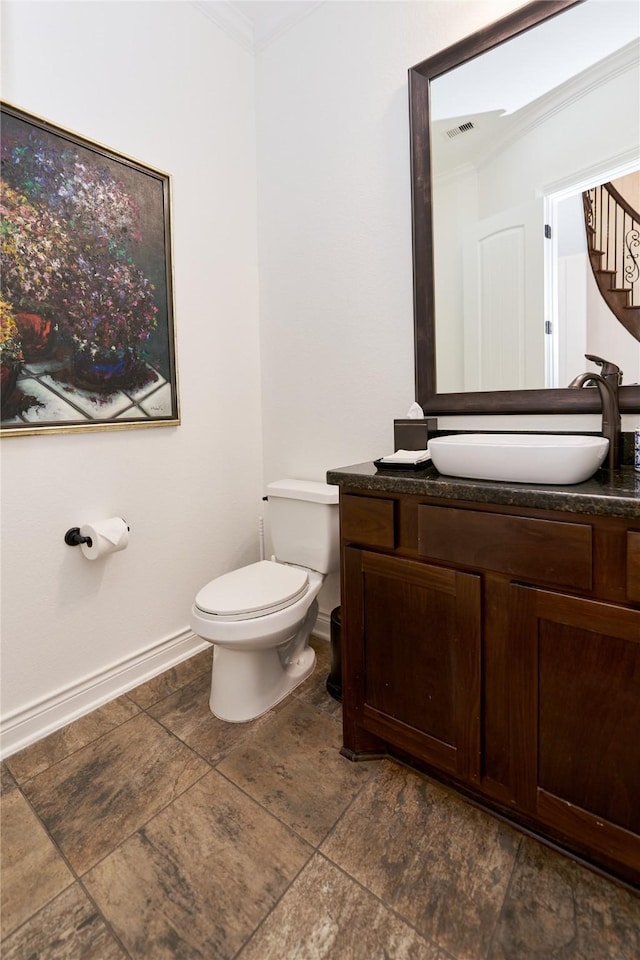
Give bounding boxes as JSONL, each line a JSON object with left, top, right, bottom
{"left": 510, "top": 584, "right": 640, "bottom": 882}
{"left": 344, "top": 547, "right": 481, "bottom": 785}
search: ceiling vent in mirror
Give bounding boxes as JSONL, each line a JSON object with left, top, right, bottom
{"left": 445, "top": 121, "right": 475, "bottom": 139}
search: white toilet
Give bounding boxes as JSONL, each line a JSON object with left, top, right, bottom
{"left": 190, "top": 479, "right": 339, "bottom": 722}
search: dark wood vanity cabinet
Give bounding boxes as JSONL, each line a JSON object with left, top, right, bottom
{"left": 338, "top": 489, "right": 640, "bottom": 886}
{"left": 509, "top": 584, "right": 640, "bottom": 880}
{"left": 343, "top": 547, "right": 482, "bottom": 785}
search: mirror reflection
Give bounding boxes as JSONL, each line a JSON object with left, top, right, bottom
{"left": 430, "top": 0, "right": 640, "bottom": 395}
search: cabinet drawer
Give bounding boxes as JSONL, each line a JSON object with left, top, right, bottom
{"left": 628, "top": 532, "right": 640, "bottom": 603}
{"left": 418, "top": 505, "right": 592, "bottom": 591}
{"left": 341, "top": 494, "right": 396, "bottom": 549}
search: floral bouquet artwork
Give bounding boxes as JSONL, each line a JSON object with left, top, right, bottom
{"left": 1, "top": 103, "right": 178, "bottom": 435}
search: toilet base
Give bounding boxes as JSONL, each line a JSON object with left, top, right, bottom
{"left": 209, "top": 644, "right": 316, "bottom": 723}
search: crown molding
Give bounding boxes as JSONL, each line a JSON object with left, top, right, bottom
{"left": 191, "top": 1, "right": 254, "bottom": 52}
{"left": 191, "top": 1, "right": 323, "bottom": 55}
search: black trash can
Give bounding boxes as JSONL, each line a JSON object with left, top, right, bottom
{"left": 326, "top": 606, "right": 342, "bottom": 702}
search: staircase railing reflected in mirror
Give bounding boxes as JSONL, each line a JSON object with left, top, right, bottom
{"left": 583, "top": 180, "right": 640, "bottom": 341}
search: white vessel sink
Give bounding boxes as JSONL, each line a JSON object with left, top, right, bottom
{"left": 428, "top": 434, "right": 609, "bottom": 485}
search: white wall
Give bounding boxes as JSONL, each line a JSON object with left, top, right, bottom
{"left": 254, "top": 0, "right": 527, "bottom": 614}
{"left": 1, "top": 1, "right": 263, "bottom": 753}
{"left": 255, "top": 0, "right": 527, "bottom": 485}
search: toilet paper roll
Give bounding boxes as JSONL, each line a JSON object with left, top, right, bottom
{"left": 79, "top": 517, "right": 129, "bottom": 560}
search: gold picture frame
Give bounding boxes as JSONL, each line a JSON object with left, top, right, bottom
{"left": 1, "top": 102, "right": 179, "bottom": 436}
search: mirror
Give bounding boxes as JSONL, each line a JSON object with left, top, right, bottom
{"left": 410, "top": 0, "right": 640, "bottom": 415}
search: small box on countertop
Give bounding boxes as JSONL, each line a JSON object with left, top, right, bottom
{"left": 393, "top": 417, "right": 438, "bottom": 451}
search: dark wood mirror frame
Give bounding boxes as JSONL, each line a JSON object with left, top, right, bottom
{"left": 410, "top": 0, "right": 640, "bottom": 416}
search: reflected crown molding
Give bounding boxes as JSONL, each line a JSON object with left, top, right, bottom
{"left": 435, "top": 40, "right": 640, "bottom": 180}
{"left": 482, "top": 40, "right": 639, "bottom": 170}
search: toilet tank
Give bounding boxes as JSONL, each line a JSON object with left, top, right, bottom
{"left": 266, "top": 479, "right": 339, "bottom": 574}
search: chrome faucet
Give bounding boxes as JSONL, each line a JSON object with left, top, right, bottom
{"left": 568, "top": 355, "right": 622, "bottom": 471}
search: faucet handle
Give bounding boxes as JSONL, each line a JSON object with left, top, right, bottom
{"left": 585, "top": 354, "right": 622, "bottom": 385}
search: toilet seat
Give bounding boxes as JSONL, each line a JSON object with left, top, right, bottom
{"left": 194, "top": 560, "right": 309, "bottom": 621}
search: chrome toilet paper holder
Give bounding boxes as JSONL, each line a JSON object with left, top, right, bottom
{"left": 64, "top": 527, "right": 93, "bottom": 548}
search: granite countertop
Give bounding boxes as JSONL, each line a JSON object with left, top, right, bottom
{"left": 326, "top": 462, "right": 640, "bottom": 519}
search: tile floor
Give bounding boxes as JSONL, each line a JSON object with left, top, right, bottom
{"left": 2, "top": 637, "right": 638, "bottom": 960}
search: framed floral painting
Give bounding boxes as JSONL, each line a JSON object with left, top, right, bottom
{"left": 1, "top": 102, "right": 179, "bottom": 436}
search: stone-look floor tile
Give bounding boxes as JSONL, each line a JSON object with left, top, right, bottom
{"left": 217, "top": 699, "right": 376, "bottom": 846}
{"left": 21, "top": 712, "right": 209, "bottom": 874}
{"left": 1, "top": 883, "right": 126, "bottom": 960}
{"left": 127, "top": 647, "right": 212, "bottom": 708}
{"left": 322, "top": 760, "right": 521, "bottom": 960}
{"left": 5, "top": 695, "right": 140, "bottom": 783}
{"left": 237, "top": 853, "right": 446, "bottom": 960}
{"left": 148, "top": 671, "right": 286, "bottom": 765}
{"left": 488, "top": 836, "right": 640, "bottom": 960}
{"left": 294, "top": 635, "right": 343, "bottom": 720}
{"left": 1, "top": 761, "right": 18, "bottom": 796}
{"left": 84, "top": 770, "right": 312, "bottom": 960}
{"left": 1, "top": 789, "right": 73, "bottom": 938}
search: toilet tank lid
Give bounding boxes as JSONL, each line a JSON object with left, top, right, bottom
{"left": 266, "top": 479, "right": 339, "bottom": 504}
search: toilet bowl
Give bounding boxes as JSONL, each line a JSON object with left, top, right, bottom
{"left": 190, "top": 479, "right": 339, "bottom": 723}
{"left": 191, "top": 561, "right": 324, "bottom": 722}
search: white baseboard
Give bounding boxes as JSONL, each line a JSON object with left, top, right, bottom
{"left": 313, "top": 609, "right": 331, "bottom": 642}
{"left": 0, "top": 629, "right": 209, "bottom": 761}
{"left": 2, "top": 612, "right": 334, "bottom": 760}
